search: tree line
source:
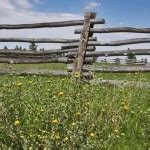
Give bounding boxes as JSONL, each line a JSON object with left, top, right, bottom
{"left": 3, "top": 42, "right": 45, "bottom": 51}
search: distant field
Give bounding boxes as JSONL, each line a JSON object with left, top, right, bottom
{"left": 1, "top": 63, "right": 150, "bottom": 149}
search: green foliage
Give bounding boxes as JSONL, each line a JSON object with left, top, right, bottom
{"left": 127, "top": 53, "right": 136, "bottom": 60}
{"left": 29, "top": 42, "right": 38, "bottom": 51}
{"left": 4, "top": 46, "right": 8, "bottom": 50}
{"left": 1, "top": 73, "right": 149, "bottom": 149}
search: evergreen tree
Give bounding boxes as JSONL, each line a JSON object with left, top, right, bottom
{"left": 127, "top": 53, "right": 136, "bottom": 60}
{"left": 15, "top": 45, "right": 19, "bottom": 50}
{"left": 19, "top": 46, "right": 22, "bottom": 51}
{"left": 4, "top": 46, "right": 8, "bottom": 50}
{"left": 23, "top": 48, "right": 26, "bottom": 51}
{"left": 29, "top": 42, "right": 38, "bottom": 51}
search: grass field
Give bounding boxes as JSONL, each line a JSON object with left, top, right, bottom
{"left": 0, "top": 63, "right": 150, "bottom": 149}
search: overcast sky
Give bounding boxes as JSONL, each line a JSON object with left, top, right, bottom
{"left": 0, "top": 0, "right": 150, "bottom": 60}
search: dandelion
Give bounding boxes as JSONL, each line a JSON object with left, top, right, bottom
{"left": 114, "top": 129, "right": 119, "bottom": 133}
{"left": 15, "top": 119, "right": 20, "bottom": 126}
{"left": 74, "top": 72, "right": 80, "bottom": 78}
{"left": 40, "top": 109, "right": 44, "bottom": 112}
{"left": 16, "top": 82, "right": 22, "bottom": 87}
{"left": 9, "top": 65, "right": 12, "bottom": 69}
{"left": 71, "top": 122, "right": 76, "bottom": 126}
{"left": 20, "top": 135, "right": 24, "bottom": 139}
{"left": 54, "top": 133, "right": 60, "bottom": 140}
{"left": 62, "top": 78, "right": 65, "bottom": 81}
{"left": 87, "top": 102, "right": 90, "bottom": 106}
{"left": 51, "top": 119, "right": 59, "bottom": 125}
{"left": 29, "top": 147, "right": 33, "bottom": 150}
{"left": 64, "top": 137, "right": 69, "bottom": 142}
{"left": 123, "top": 105, "right": 129, "bottom": 111}
{"left": 89, "top": 132, "right": 96, "bottom": 138}
{"left": 76, "top": 112, "right": 81, "bottom": 117}
{"left": 47, "top": 89, "right": 50, "bottom": 92}
{"left": 58, "top": 91, "right": 64, "bottom": 97}
{"left": 28, "top": 81, "right": 33, "bottom": 84}
{"left": 121, "top": 133, "right": 125, "bottom": 136}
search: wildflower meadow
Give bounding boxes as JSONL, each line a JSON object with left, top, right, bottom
{"left": 0, "top": 65, "right": 150, "bottom": 149}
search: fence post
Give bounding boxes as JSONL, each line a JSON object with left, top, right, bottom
{"left": 72, "top": 12, "right": 96, "bottom": 76}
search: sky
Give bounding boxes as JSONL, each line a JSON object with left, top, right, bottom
{"left": 0, "top": 0, "right": 150, "bottom": 61}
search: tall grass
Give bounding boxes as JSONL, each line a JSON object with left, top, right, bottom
{"left": 1, "top": 73, "right": 149, "bottom": 149}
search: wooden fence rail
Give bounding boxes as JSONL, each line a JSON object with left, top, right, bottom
{"left": 0, "top": 37, "right": 97, "bottom": 43}
{"left": 0, "top": 11, "right": 150, "bottom": 77}
{"left": 0, "top": 19, "right": 105, "bottom": 30}
{"left": 66, "top": 49, "right": 150, "bottom": 57}
{"left": 0, "top": 57, "right": 95, "bottom": 64}
{"left": 0, "top": 69, "right": 92, "bottom": 79}
{"left": 62, "top": 38, "right": 150, "bottom": 49}
{"left": 80, "top": 66, "right": 150, "bottom": 73}
{"left": 75, "top": 27, "right": 150, "bottom": 34}
{"left": 0, "top": 47, "right": 95, "bottom": 56}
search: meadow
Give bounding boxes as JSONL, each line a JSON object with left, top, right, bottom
{"left": 0, "top": 63, "right": 150, "bottom": 149}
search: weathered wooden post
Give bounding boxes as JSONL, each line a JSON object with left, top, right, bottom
{"left": 72, "top": 12, "right": 96, "bottom": 76}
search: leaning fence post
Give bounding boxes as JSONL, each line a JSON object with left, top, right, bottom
{"left": 72, "top": 12, "right": 96, "bottom": 76}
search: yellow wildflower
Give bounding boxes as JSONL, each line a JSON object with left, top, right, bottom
{"left": 71, "top": 122, "right": 76, "bottom": 126}
{"left": 15, "top": 120, "right": 20, "bottom": 126}
{"left": 74, "top": 72, "right": 80, "bottom": 78}
{"left": 76, "top": 112, "right": 81, "bottom": 117}
{"left": 89, "top": 132, "right": 96, "bottom": 138}
{"left": 28, "top": 81, "right": 32, "bottom": 84}
{"left": 51, "top": 119, "right": 59, "bottom": 125}
{"left": 58, "top": 91, "right": 64, "bottom": 97}
{"left": 9, "top": 65, "right": 12, "bottom": 69}
{"left": 114, "top": 129, "right": 119, "bottom": 133}
{"left": 54, "top": 134, "right": 60, "bottom": 140}
{"left": 47, "top": 89, "right": 50, "bottom": 92}
{"left": 123, "top": 105, "right": 129, "bottom": 111}
{"left": 17, "top": 82, "right": 22, "bottom": 87}
{"left": 20, "top": 135, "right": 24, "bottom": 139}
{"left": 64, "top": 137, "right": 69, "bottom": 142}
{"left": 28, "top": 146, "right": 33, "bottom": 150}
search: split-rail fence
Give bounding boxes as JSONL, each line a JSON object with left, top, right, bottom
{"left": 0, "top": 12, "right": 150, "bottom": 78}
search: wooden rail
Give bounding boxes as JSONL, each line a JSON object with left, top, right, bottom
{"left": 0, "top": 47, "right": 95, "bottom": 56}
{"left": 66, "top": 49, "right": 150, "bottom": 57}
{"left": 62, "top": 38, "right": 150, "bottom": 49}
{"left": 0, "top": 37, "right": 97, "bottom": 43}
{"left": 0, "top": 19, "right": 105, "bottom": 30}
{"left": 86, "top": 79, "right": 150, "bottom": 89}
{"left": 0, "top": 57, "right": 95, "bottom": 64}
{"left": 75, "top": 27, "right": 150, "bottom": 34}
{"left": 81, "top": 66, "right": 150, "bottom": 73}
{"left": 0, "top": 69, "right": 92, "bottom": 79}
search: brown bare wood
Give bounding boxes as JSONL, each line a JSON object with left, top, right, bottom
{"left": 0, "top": 69, "right": 92, "bottom": 79}
{"left": 0, "top": 47, "right": 95, "bottom": 56}
{"left": 66, "top": 49, "right": 150, "bottom": 57}
{"left": 81, "top": 66, "right": 150, "bottom": 73}
{"left": 62, "top": 38, "right": 150, "bottom": 49}
{"left": 0, "top": 57, "right": 95, "bottom": 64}
{"left": 75, "top": 27, "right": 150, "bottom": 34}
{"left": 0, "top": 19, "right": 105, "bottom": 30}
{"left": 61, "top": 46, "right": 96, "bottom": 51}
{"left": 86, "top": 80, "right": 150, "bottom": 89}
{"left": 0, "top": 37, "right": 97, "bottom": 43}
{"left": 72, "top": 12, "right": 96, "bottom": 74}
